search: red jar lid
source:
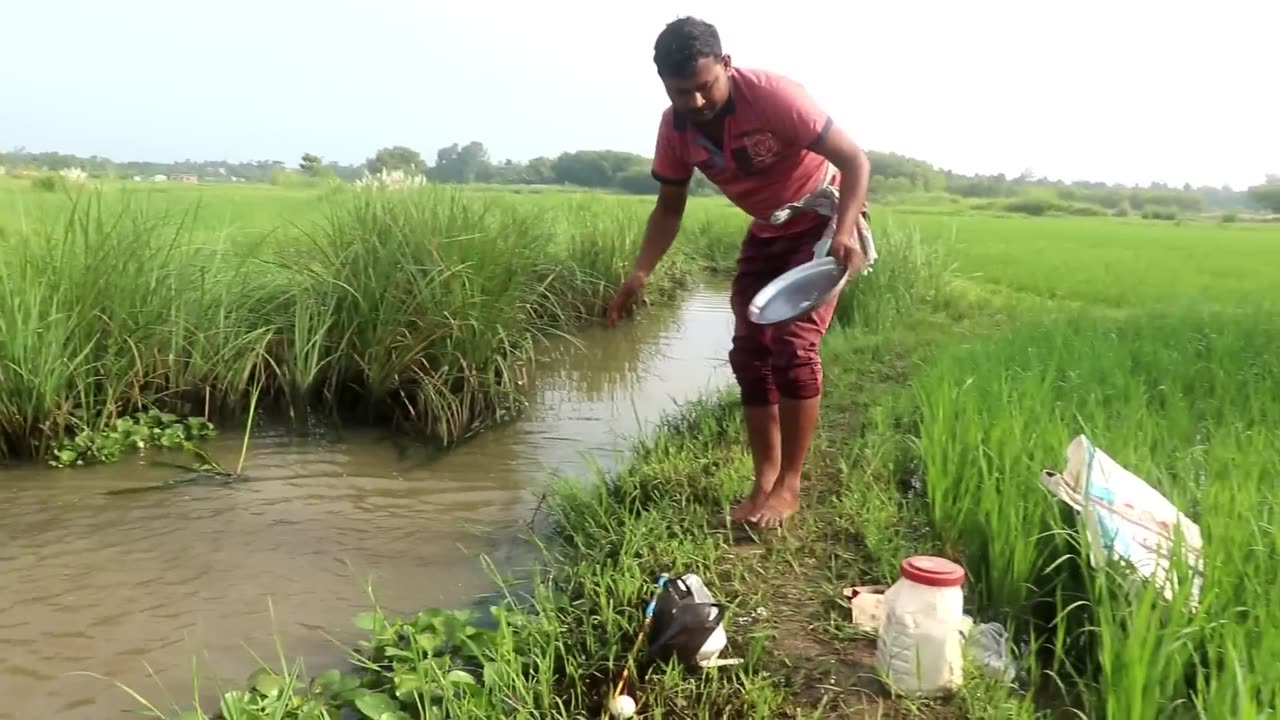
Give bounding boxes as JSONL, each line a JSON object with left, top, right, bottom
{"left": 900, "top": 556, "right": 966, "bottom": 587}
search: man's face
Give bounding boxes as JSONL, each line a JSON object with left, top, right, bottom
{"left": 662, "top": 55, "right": 732, "bottom": 123}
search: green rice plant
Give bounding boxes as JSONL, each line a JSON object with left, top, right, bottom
{"left": 831, "top": 218, "right": 954, "bottom": 333}
{"left": 0, "top": 189, "right": 277, "bottom": 459}
{"left": 913, "top": 306, "right": 1280, "bottom": 716}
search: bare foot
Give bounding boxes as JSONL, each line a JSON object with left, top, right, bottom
{"left": 750, "top": 488, "right": 799, "bottom": 529}
{"left": 730, "top": 489, "right": 770, "bottom": 522}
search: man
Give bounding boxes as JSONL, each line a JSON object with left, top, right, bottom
{"left": 606, "top": 16, "right": 872, "bottom": 529}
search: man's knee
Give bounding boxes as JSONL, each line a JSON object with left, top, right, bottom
{"left": 773, "top": 349, "right": 823, "bottom": 400}
{"left": 729, "top": 333, "right": 778, "bottom": 406}
{"left": 771, "top": 316, "right": 830, "bottom": 400}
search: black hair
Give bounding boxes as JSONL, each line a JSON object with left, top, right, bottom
{"left": 653, "top": 16, "right": 722, "bottom": 79}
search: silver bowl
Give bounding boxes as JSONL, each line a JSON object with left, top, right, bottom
{"left": 746, "top": 257, "right": 849, "bottom": 325}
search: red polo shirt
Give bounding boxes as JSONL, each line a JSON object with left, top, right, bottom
{"left": 650, "top": 67, "right": 839, "bottom": 238}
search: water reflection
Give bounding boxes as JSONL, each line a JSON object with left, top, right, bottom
{"left": 0, "top": 286, "right": 733, "bottom": 719}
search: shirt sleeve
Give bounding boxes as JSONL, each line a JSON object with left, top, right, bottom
{"left": 764, "top": 76, "right": 835, "bottom": 151}
{"left": 651, "top": 112, "right": 693, "bottom": 185}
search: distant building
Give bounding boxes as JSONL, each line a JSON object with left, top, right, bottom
{"left": 169, "top": 173, "right": 198, "bottom": 184}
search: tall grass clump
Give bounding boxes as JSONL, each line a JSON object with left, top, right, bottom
{"left": 912, "top": 306, "right": 1280, "bottom": 716}
{"left": 0, "top": 190, "right": 279, "bottom": 461}
{"left": 280, "top": 186, "right": 696, "bottom": 443}
{"left": 672, "top": 203, "right": 750, "bottom": 272}
{"left": 0, "top": 184, "right": 707, "bottom": 461}
{"left": 831, "top": 219, "right": 953, "bottom": 333}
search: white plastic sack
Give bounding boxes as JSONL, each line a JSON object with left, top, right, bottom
{"left": 964, "top": 620, "right": 1018, "bottom": 684}
{"left": 1040, "top": 435, "right": 1204, "bottom": 608}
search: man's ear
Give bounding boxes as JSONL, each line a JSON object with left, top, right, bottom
{"left": 721, "top": 53, "right": 733, "bottom": 73}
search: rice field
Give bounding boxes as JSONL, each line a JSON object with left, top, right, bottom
{"left": 885, "top": 209, "right": 1280, "bottom": 309}
{"left": 893, "top": 209, "right": 1280, "bottom": 716}
{"left": 916, "top": 309, "right": 1280, "bottom": 717}
{"left": 8, "top": 175, "right": 1280, "bottom": 718}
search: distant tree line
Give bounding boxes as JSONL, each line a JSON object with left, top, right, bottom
{"left": 4, "top": 144, "right": 1278, "bottom": 215}
{"left": 363, "top": 143, "right": 723, "bottom": 197}
{"left": 0, "top": 148, "right": 369, "bottom": 185}
{"left": 865, "top": 151, "right": 1277, "bottom": 216}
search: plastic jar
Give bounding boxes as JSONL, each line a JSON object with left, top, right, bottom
{"left": 875, "top": 555, "right": 968, "bottom": 696}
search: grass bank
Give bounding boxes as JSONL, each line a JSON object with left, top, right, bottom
{"left": 97, "top": 205, "right": 1280, "bottom": 718}
{"left": 0, "top": 183, "right": 744, "bottom": 464}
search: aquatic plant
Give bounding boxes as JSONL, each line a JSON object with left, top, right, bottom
{"left": 48, "top": 408, "right": 216, "bottom": 467}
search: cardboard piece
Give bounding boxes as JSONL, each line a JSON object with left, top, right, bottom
{"left": 841, "top": 584, "right": 889, "bottom": 635}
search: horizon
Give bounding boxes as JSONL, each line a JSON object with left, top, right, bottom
{"left": 5, "top": 0, "right": 1276, "bottom": 190}
{"left": 2, "top": 145, "right": 1260, "bottom": 194}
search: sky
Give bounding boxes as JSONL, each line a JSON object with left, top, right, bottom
{"left": 4, "top": 0, "right": 1277, "bottom": 189}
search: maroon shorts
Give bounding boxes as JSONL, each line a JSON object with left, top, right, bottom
{"left": 727, "top": 218, "right": 839, "bottom": 406}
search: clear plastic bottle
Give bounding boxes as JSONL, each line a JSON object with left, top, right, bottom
{"left": 875, "top": 555, "right": 968, "bottom": 696}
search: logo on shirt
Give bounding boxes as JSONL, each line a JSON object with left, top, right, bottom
{"left": 725, "top": 129, "right": 782, "bottom": 176}
{"left": 740, "top": 130, "right": 781, "bottom": 168}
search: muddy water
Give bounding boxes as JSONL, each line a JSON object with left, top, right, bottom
{"left": 0, "top": 287, "right": 734, "bottom": 719}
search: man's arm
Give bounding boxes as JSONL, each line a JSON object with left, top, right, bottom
{"left": 608, "top": 181, "right": 688, "bottom": 325}
{"left": 630, "top": 183, "right": 689, "bottom": 280}
{"left": 631, "top": 110, "right": 693, "bottom": 280}
{"left": 765, "top": 75, "right": 873, "bottom": 268}
{"left": 810, "top": 126, "right": 872, "bottom": 266}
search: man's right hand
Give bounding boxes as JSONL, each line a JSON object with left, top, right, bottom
{"left": 606, "top": 270, "right": 648, "bottom": 327}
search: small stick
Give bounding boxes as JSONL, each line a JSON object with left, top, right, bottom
{"left": 606, "top": 573, "right": 669, "bottom": 716}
